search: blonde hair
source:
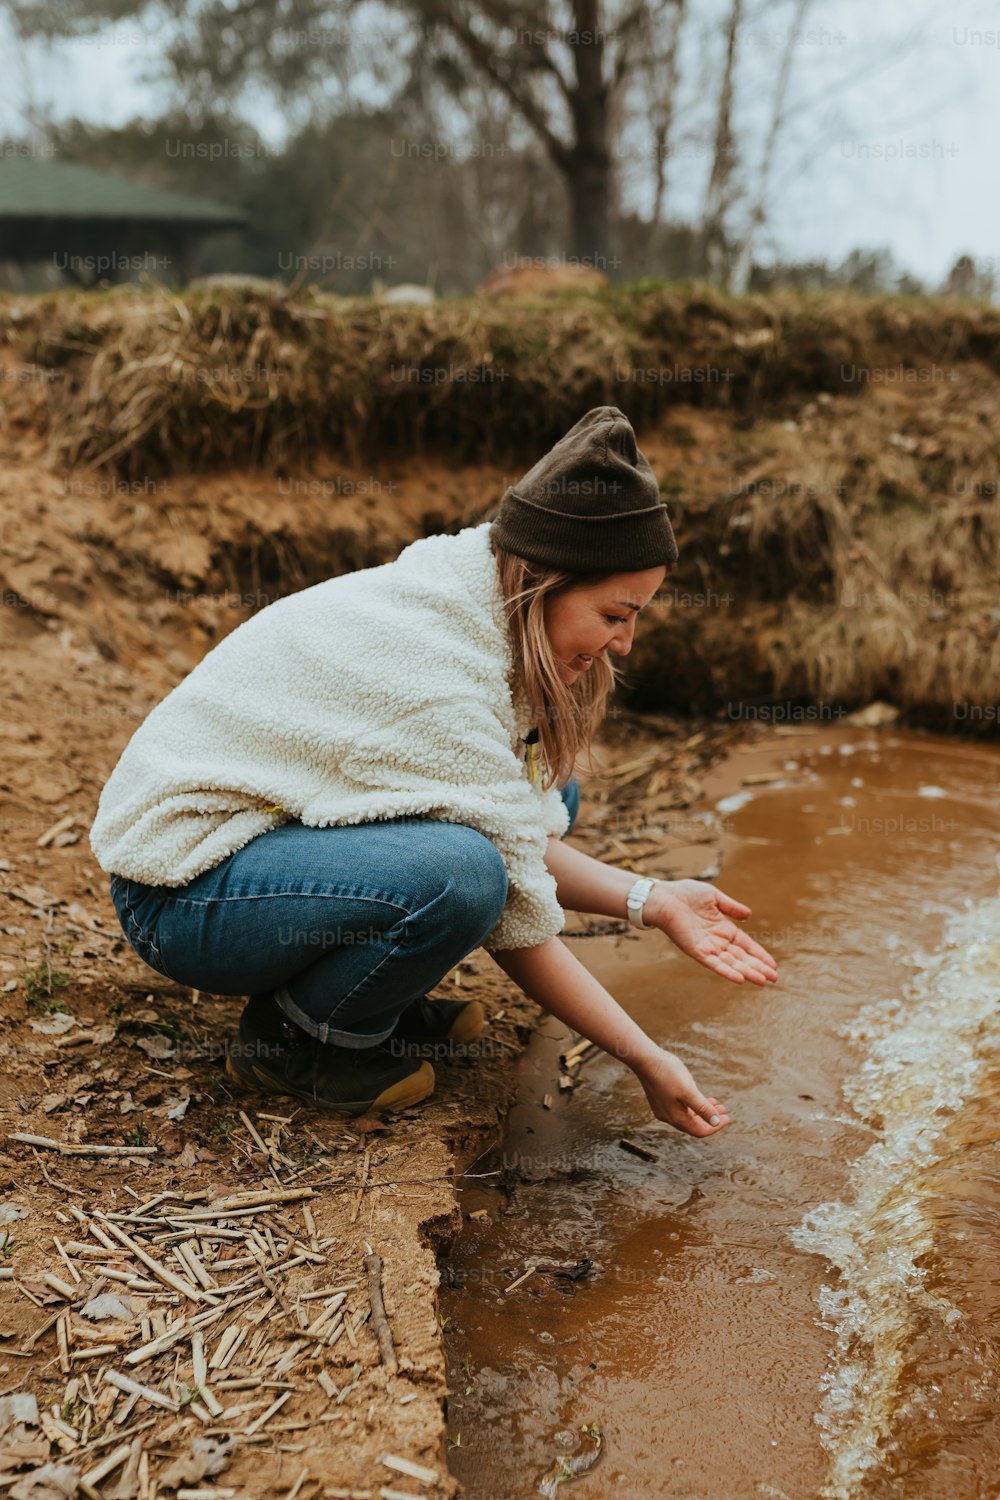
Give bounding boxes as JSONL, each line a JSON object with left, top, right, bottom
{"left": 491, "top": 540, "right": 622, "bottom": 792}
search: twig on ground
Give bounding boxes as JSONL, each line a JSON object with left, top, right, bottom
{"left": 8, "top": 1132, "right": 157, "bottom": 1157}
{"left": 363, "top": 1243, "right": 397, "bottom": 1373}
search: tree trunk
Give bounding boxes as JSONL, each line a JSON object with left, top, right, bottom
{"left": 565, "top": 145, "right": 611, "bottom": 268}
{"left": 565, "top": 0, "right": 612, "bottom": 269}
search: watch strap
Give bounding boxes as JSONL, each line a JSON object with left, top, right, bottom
{"left": 626, "top": 876, "right": 657, "bottom": 929}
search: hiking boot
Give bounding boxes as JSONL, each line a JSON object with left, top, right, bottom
{"left": 225, "top": 991, "right": 434, "bottom": 1116}
{"left": 387, "top": 996, "right": 487, "bottom": 1061}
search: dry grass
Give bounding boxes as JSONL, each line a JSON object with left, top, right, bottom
{"left": 3, "top": 281, "right": 1000, "bottom": 479}
{"left": 624, "top": 372, "right": 1000, "bottom": 732}
{"left": 2, "top": 279, "right": 997, "bottom": 731}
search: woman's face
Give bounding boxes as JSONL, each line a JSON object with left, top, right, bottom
{"left": 543, "top": 566, "right": 667, "bottom": 684}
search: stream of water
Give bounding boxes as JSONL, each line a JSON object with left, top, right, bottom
{"left": 440, "top": 725, "right": 1000, "bottom": 1500}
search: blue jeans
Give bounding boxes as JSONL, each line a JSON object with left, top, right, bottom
{"left": 108, "top": 777, "right": 580, "bottom": 1048}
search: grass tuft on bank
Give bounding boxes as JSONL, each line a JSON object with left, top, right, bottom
{"left": 1, "top": 280, "right": 996, "bottom": 732}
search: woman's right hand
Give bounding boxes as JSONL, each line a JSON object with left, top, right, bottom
{"left": 634, "top": 1048, "right": 732, "bottom": 1138}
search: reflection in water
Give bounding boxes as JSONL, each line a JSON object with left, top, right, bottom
{"left": 441, "top": 729, "right": 1000, "bottom": 1500}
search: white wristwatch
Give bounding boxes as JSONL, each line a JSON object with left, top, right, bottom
{"left": 626, "top": 876, "right": 659, "bottom": 929}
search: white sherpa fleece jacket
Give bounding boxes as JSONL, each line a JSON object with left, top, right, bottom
{"left": 89, "top": 521, "right": 571, "bottom": 951}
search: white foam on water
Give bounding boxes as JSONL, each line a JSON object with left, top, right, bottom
{"left": 790, "top": 893, "right": 1000, "bottom": 1500}
{"left": 717, "top": 790, "right": 755, "bottom": 814}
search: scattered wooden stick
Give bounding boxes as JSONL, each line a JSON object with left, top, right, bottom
{"left": 68, "top": 1209, "right": 118, "bottom": 1253}
{"left": 190, "top": 1330, "right": 224, "bottom": 1417}
{"left": 56, "top": 1312, "right": 71, "bottom": 1374}
{"left": 618, "top": 1137, "right": 659, "bottom": 1162}
{"left": 238, "top": 1110, "right": 270, "bottom": 1155}
{"left": 36, "top": 813, "right": 76, "bottom": 848}
{"left": 104, "top": 1368, "right": 180, "bottom": 1412}
{"left": 8, "top": 1132, "right": 157, "bottom": 1157}
{"left": 32, "top": 1147, "right": 85, "bottom": 1194}
{"left": 562, "top": 1038, "right": 598, "bottom": 1068}
{"left": 380, "top": 1453, "right": 439, "bottom": 1484}
{"left": 14, "top": 1278, "right": 47, "bottom": 1307}
{"left": 297, "top": 1282, "right": 359, "bottom": 1301}
{"left": 155, "top": 1203, "right": 308, "bottom": 1224}
{"left": 41, "top": 1271, "right": 80, "bottom": 1302}
{"left": 125, "top": 1289, "right": 260, "bottom": 1367}
{"left": 302, "top": 1204, "right": 319, "bottom": 1254}
{"left": 80, "top": 1440, "right": 134, "bottom": 1489}
{"left": 210, "top": 1188, "right": 317, "bottom": 1210}
{"left": 174, "top": 1240, "right": 216, "bottom": 1291}
{"left": 19, "top": 1309, "right": 60, "bottom": 1351}
{"left": 285, "top": 1466, "right": 311, "bottom": 1500}
{"left": 503, "top": 1266, "right": 537, "bottom": 1295}
{"left": 93, "top": 1215, "right": 216, "bottom": 1304}
{"left": 363, "top": 1242, "right": 397, "bottom": 1373}
{"left": 243, "top": 1388, "right": 290, "bottom": 1435}
{"left": 52, "top": 1235, "right": 82, "bottom": 1283}
{"left": 209, "top": 1324, "right": 248, "bottom": 1371}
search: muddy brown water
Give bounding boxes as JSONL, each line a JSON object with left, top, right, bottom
{"left": 440, "top": 725, "right": 1000, "bottom": 1500}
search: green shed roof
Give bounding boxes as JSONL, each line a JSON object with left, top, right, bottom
{"left": 0, "top": 158, "right": 247, "bottom": 224}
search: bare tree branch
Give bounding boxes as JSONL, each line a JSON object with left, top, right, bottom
{"left": 700, "top": 0, "right": 744, "bottom": 282}
{"left": 424, "top": 0, "right": 574, "bottom": 169}
{"left": 729, "top": 0, "right": 811, "bottom": 292}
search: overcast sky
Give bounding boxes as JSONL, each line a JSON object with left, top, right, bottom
{"left": 2, "top": 0, "right": 998, "bottom": 288}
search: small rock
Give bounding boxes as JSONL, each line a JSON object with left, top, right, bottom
{"left": 0, "top": 1201, "right": 29, "bottom": 1225}
{"left": 844, "top": 700, "right": 899, "bottom": 727}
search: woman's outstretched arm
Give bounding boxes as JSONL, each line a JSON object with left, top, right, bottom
{"left": 488, "top": 935, "right": 730, "bottom": 1138}
{"left": 542, "top": 834, "right": 637, "bottom": 919}
{"left": 543, "top": 837, "right": 778, "bottom": 986}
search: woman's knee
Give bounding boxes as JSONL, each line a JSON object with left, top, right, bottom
{"left": 431, "top": 826, "right": 509, "bottom": 942}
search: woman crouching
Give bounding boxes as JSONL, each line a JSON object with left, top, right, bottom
{"left": 90, "top": 406, "right": 777, "bottom": 1129}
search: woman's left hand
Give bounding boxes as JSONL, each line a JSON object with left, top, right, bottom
{"left": 642, "top": 879, "right": 778, "bottom": 985}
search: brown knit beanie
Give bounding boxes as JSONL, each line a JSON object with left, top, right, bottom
{"left": 489, "top": 406, "right": 678, "bottom": 573}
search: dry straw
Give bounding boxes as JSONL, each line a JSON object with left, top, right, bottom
{"left": 6, "top": 281, "right": 998, "bottom": 480}
{"left": 2, "top": 281, "right": 997, "bottom": 725}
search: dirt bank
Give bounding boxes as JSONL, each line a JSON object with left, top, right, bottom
{"left": 3, "top": 284, "right": 997, "bottom": 730}
{"left": 4, "top": 283, "right": 1000, "bottom": 478}
{"left": 0, "top": 449, "right": 749, "bottom": 1498}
